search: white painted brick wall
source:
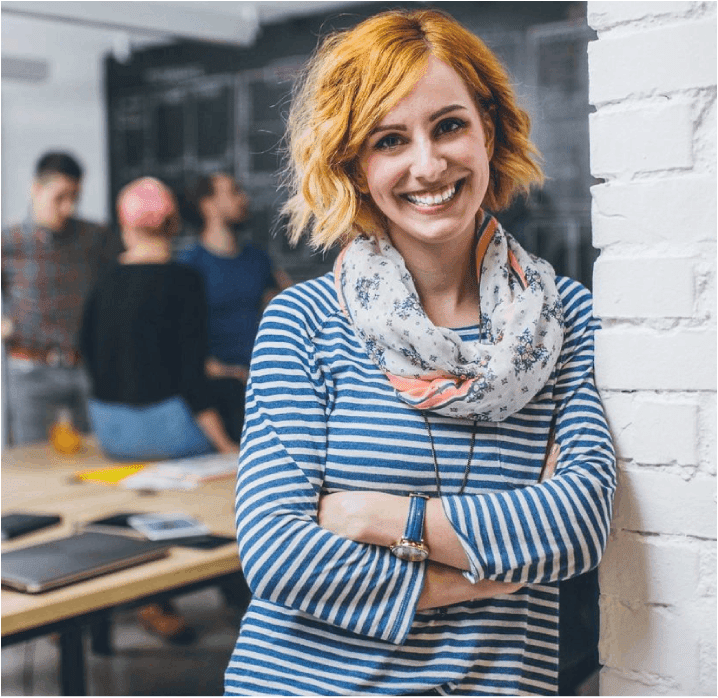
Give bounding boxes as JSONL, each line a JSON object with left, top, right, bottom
{"left": 593, "top": 256, "right": 697, "bottom": 318}
{"left": 602, "top": 393, "right": 700, "bottom": 465}
{"left": 588, "top": 19, "right": 717, "bottom": 103}
{"left": 595, "top": 328, "right": 716, "bottom": 391}
{"left": 588, "top": 2, "right": 710, "bottom": 33}
{"left": 599, "top": 597, "right": 707, "bottom": 693}
{"left": 588, "top": 1, "right": 716, "bottom": 694}
{"left": 591, "top": 176, "right": 716, "bottom": 248}
{"left": 600, "top": 532, "right": 705, "bottom": 605}
{"left": 612, "top": 468, "right": 716, "bottom": 539}
{"left": 590, "top": 101, "right": 695, "bottom": 177}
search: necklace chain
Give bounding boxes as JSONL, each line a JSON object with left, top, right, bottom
{"left": 421, "top": 412, "right": 477, "bottom": 496}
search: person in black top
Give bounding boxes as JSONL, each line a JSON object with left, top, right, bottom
{"left": 80, "top": 177, "right": 242, "bottom": 645}
{"left": 80, "top": 177, "right": 237, "bottom": 460}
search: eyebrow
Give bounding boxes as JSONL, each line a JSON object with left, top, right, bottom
{"left": 369, "top": 104, "right": 468, "bottom": 135}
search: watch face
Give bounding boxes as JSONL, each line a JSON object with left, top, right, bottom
{"left": 391, "top": 542, "right": 429, "bottom": 562}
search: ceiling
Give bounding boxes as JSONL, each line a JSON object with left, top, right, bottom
{"left": 1, "top": 1, "right": 362, "bottom": 45}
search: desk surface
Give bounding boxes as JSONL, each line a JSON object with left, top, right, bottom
{"left": 1, "top": 442, "right": 241, "bottom": 637}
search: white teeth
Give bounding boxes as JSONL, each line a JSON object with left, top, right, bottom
{"left": 405, "top": 182, "right": 458, "bottom": 207}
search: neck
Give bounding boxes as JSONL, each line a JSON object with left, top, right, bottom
{"left": 120, "top": 239, "right": 172, "bottom": 264}
{"left": 32, "top": 213, "right": 67, "bottom": 235}
{"left": 201, "top": 220, "right": 238, "bottom": 257}
{"left": 393, "top": 233, "right": 480, "bottom": 329}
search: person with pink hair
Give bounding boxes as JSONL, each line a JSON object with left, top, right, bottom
{"left": 80, "top": 178, "right": 241, "bottom": 643}
{"left": 80, "top": 177, "right": 238, "bottom": 461}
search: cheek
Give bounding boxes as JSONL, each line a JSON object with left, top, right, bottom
{"left": 363, "top": 155, "right": 401, "bottom": 203}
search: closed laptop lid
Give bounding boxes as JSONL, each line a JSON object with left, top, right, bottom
{"left": 1, "top": 531, "right": 170, "bottom": 593}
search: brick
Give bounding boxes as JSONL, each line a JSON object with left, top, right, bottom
{"left": 698, "top": 543, "right": 717, "bottom": 597}
{"left": 611, "top": 467, "right": 717, "bottom": 538}
{"left": 698, "top": 602, "right": 717, "bottom": 694}
{"left": 600, "top": 532, "right": 701, "bottom": 604}
{"left": 591, "top": 176, "right": 717, "bottom": 247}
{"left": 599, "top": 667, "right": 676, "bottom": 696}
{"left": 601, "top": 393, "right": 700, "bottom": 465}
{"left": 589, "top": 19, "right": 717, "bottom": 104}
{"left": 600, "top": 597, "right": 703, "bottom": 689}
{"left": 593, "top": 256, "right": 696, "bottom": 318}
{"left": 595, "top": 328, "right": 717, "bottom": 391}
{"left": 694, "top": 92, "right": 717, "bottom": 173}
{"left": 588, "top": 1, "right": 704, "bottom": 32}
{"left": 699, "top": 395, "right": 717, "bottom": 475}
{"left": 590, "top": 102, "right": 694, "bottom": 178}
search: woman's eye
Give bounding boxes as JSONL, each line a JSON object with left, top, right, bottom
{"left": 374, "top": 134, "right": 403, "bottom": 150}
{"left": 436, "top": 118, "right": 466, "bottom": 136}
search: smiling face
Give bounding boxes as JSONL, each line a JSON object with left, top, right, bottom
{"left": 359, "top": 56, "right": 491, "bottom": 256}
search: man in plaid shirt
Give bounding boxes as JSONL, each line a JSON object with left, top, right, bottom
{"left": 2, "top": 152, "right": 121, "bottom": 444}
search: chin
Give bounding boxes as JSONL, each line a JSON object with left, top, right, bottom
{"left": 403, "top": 215, "right": 478, "bottom": 243}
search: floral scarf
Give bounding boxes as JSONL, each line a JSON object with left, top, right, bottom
{"left": 334, "top": 213, "right": 565, "bottom": 421}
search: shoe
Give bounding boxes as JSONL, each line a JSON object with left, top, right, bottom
{"left": 136, "top": 603, "right": 197, "bottom": 645}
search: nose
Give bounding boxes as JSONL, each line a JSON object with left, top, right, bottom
{"left": 408, "top": 138, "right": 447, "bottom": 182}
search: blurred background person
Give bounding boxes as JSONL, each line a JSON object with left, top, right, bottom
{"left": 80, "top": 176, "right": 238, "bottom": 461}
{"left": 1, "top": 151, "right": 121, "bottom": 445}
{"left": 178, "top": 173, "right": 292, "bottom": 442}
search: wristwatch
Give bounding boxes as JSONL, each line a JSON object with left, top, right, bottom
{"left": 390, "top": 493, "right": 430, "bottom": 562}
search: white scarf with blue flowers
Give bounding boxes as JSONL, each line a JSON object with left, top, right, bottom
{"left": 334, "top": 213, "right": 565, "bottom": 421}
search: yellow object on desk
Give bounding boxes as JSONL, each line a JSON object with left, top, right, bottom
{"left": 49, "top": 408, "right": 83, "bottom": 455}
{"left": 74, "top": 464, "right": 146, "bottom": 485}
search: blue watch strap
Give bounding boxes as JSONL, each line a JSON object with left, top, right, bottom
{"left": 403, "top": 493, "right": 428, "bottom": 543}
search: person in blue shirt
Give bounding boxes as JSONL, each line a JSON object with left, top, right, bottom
{"left": 224, "top": 9, "right": 615, "bottom": 696}
{"left": 177, "top": 173, "right": 291, "bottom": 441}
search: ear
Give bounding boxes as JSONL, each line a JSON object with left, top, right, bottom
{"left": 483, "top": 119, "right": 495, "bottom": 161}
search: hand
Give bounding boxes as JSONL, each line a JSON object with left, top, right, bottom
{"left": 318, "top": 491, "right": 473, "bottom": 571}
{"left": 206, "top": 358, "right": 249, "bottom": 383}
{"left": 318, "top": 491, "right": 403, "bottom": 544}
{"left": 417, "top": 562, "right": 525, "bottom": 611}
{"left": 206, "top": 357, "right": 229, "bottom": 378}
{"left": 217, "top": 441, "right": 240, "bottom": 455}
{"left": 540, "top": 441, "right": 561, "bottom": 482}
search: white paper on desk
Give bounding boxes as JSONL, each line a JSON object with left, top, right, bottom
{"left": 121, "top": 453, "right": 239, "bottom": 491}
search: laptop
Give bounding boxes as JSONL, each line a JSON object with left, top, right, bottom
{"left": 1, "top": 531, "right": 170, "bottom": 593}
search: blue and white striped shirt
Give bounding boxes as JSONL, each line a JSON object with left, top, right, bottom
{"left": 225, "top": 272, "right": 616, "bottom": 696}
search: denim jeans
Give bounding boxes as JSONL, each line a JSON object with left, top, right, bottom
{"left": 88, "top": 395, "right": 214, "bottom": 461}
{"left": 6, "top": 358, "right": 91, "bottom": 445}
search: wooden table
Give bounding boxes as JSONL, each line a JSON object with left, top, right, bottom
{"left": 1, "top": 441, "right": 243, "bottom": 695}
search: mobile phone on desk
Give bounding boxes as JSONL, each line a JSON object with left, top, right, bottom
{"left": 79, "top": 512, "right": 146, "bottom": 538}
{"left": 127, "top": 513, "right": 210, "bottom": 541}
{"left": 1, "top": 513, "right": 62, "bottom": 541}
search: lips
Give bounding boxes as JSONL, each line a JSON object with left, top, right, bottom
{"left": 402, "top": 179, "right": 464, "bottom": 207}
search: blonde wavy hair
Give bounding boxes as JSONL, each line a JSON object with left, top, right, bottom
{"left": 282, "top": 9, "right": 544, "bottom": 251}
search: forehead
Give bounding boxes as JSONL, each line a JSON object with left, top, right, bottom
{"left": 212, "top": 174, "right": 238, "bottom": 192}
{"left": 377, "top": 57, "right": 475, "bottom": 124}
{"left": 37, "top": 174, "right": 81, "bottom": 197}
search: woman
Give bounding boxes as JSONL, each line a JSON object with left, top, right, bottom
{"left": 80, "top": 177, "right": 238, "bottom": 460}
{"left": 178, "top": 173, "right": 292, "bottom": 441}
{"left": 225, "top": 10, "right": 615, "bottom": 696}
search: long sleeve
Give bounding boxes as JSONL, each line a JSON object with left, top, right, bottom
{"left": 235, "top": 289, "right": 426, "bottom": 645}
{"left": 442, "top": 280, "right": 616, "bottom": 584}
{"left": 1, "top": 225, "right": 19, "bottom": 316}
